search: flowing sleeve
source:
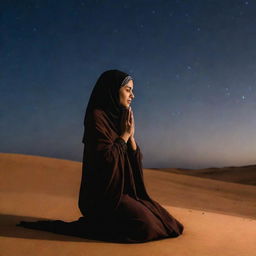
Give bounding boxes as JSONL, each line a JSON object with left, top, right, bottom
{"left": 89, "top": 109, "right": 127, "bottom": 211}
{"left": 127, "top": 138, "right": 144, "bottom": 163}
{"left": 126, "top": 141, "right": 152, "bottom": 200}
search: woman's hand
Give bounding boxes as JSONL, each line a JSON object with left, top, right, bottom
{"left": 129, "top": 108, "right": 137, "bottom": 151}
{"left": 130, "top": 107, "right": 135, "bottom": 139}
{"left": 120, "top": 107, "right": 134, "bottom": 142}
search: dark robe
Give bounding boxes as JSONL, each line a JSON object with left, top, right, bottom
{"left": 17, "top": 108, "right": 184, "bottom": 243}
{"left": 79, "top": 108, "right": 184, "bottom": 243}
{"left": 17, "top": 69, "right": 184, "bottom": 243}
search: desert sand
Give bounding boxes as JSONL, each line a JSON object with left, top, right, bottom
{"left": 0, "top": 152, "right": 256, "bottom": 256}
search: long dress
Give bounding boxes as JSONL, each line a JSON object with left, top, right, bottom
{"left": 17, "top": 108, "right": 184, "bottom": 243}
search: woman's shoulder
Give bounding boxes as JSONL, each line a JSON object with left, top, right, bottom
{"left": 92, "top": 108, "right": 104, "bottom": 114}
{"left": 91, "top": 108, "right": 109, "bottom": 126}
{"left": 92, "top": 109, "right": 119, "bottom": 136}
{"left": 92, "top": 108, "right": 107, "bottom": 119}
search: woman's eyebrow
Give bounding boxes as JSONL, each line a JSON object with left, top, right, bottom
{"left": 126, "top": 86, "right": 133, "bottom": 90}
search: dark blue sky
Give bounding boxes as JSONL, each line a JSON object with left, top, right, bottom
{"left": 1, "top": 0, "right": 256, "bottom": 169}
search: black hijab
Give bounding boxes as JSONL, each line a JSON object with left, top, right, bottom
{"left": 82, "top": 69, "right": 133, "bottom": 143}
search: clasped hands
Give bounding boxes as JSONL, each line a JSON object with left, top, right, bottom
{"left": 120, "top": 106, "right": 135, "bottom": 144}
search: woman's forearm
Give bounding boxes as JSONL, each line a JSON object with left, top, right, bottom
{"left": 120, "top": 133, "right": 130, "bottom": 143}
{"left": 129, "top": 136, "right": 137, "bottom": 151}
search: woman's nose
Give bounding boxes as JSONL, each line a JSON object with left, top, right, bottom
{"left": 131, "top": 92, "right": 135, "bottom": 99}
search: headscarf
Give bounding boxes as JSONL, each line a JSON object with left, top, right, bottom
{"left": 82, "top": 69, "right": 133, "bottom": 143}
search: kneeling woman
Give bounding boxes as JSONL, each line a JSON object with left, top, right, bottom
{"left": 17, "top": 69, "right": 184, "bottom": 243}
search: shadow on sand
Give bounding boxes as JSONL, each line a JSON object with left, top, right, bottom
{"left": 0, "top": 213, "right": 109, "bottom": 243}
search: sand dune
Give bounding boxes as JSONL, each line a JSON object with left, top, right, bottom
{"left": 155, "top": 164, "right": 256, "bottom": 185}
{"left": 0, "top": 153, "right": 256, "bottom": 256}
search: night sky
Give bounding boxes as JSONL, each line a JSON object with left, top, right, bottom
{"left": 1, "top": 0, "right": 256, "bottom": 169}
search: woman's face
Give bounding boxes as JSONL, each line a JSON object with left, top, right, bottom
{"left": 119, "top": 80, "right": 135, "bottom": 108}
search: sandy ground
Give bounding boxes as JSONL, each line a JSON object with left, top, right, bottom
{"left": 1, "top": 153, "right": 256, "bottom": 256}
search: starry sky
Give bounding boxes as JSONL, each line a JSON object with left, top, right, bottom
{"left": 1, "top": 0, "right": 256, "bottom": 169}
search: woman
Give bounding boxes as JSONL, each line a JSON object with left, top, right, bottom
{"left": 17, "top": 69, "right": 184, "bottom": 243}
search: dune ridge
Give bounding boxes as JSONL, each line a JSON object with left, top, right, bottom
{"left": 154, "top": 164, "right": 256, "bottom": 185}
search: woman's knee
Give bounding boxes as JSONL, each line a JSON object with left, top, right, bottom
{"left": 127, "top": 219, "right": 157, "bottom": 241}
